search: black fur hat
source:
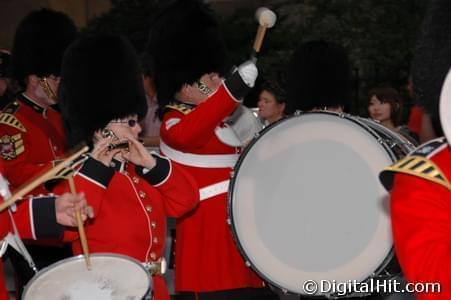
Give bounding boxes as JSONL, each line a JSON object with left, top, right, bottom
{"left": 147, "top": 0, "right": 227, "bottom": 106}
{"left": 11, "top": 8, "right": 77, "bottom": 88}
{"left": 58, "top": 33, "right": 147, "bottom": 148}
{"left": 286, "top": 40, "right": 351, "bottom": 112}
{"left": 411, "top": 0, "right": 451, "bottom": 135}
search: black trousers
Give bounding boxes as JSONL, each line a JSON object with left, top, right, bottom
{"left": 176, "top": 287, "right": 278, "bottom": 300}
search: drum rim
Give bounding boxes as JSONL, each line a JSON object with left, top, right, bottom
{"left": 22, "top": 252, "right": 152, "bottom": 298}
{"left": 227, "top": 111, "right": 405, "bottom": 295}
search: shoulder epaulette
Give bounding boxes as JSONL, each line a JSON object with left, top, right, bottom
{"left": 0, "top": 101, "right": 26, "bottom": 132}
{"left": 379, "top": 138, "right": 450, "bottom": 190}
{"left": 2, "top": 101, "right": 20, "bottom": 114}
{"left": 165, "top": 103, "right": 193, "bottom": 115}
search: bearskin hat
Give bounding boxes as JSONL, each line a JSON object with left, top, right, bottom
{"left": 411, "top": 0, "right": 451, "bottom": 136}
{"left": 147, "top": 0, "right": 228, "bottom": 105}
{"left": 58, "top": 33, "right": 147, "bottom": 148}
{"left": 11, "top": 8, "right": 77, "bottom": 88}
{"left": 286, "top": 40, "right": 351, "bottom": 112}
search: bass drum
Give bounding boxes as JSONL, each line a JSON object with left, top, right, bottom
{"left": 228, "top": 112, "right": 414, "bottom": 297}
{"left": 23, "top": 253, "right": 152, "bottom": 300}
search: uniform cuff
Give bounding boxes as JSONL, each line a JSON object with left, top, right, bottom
{"left": 79, "top": 157, "right": 115, "bottom": 188}
{"left": 224, "top": 71, "right": 250, "bottom": 101}
{"left": 136, "top": 153, "right": 171, "bottom": 186}
{"left": 31, "top": 196, "right": 63, "bottom": 239}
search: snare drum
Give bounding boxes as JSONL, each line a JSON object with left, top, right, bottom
{"left": 228, "top": 112, "right": 414, "bottom": 297}
{"left": 23, "top": 253, "right": 152, "bottom": 300}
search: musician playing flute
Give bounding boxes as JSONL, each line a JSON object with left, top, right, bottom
{"left": 56, "top": 33, "right": 199, "bottom": 300}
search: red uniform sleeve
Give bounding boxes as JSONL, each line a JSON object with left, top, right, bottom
{"left": 390, "top": 173, "right": 451, "bottom": 299}
{"left": 160, "top": 84, "right": 240, "bottom": 150}
{"left": 11, "top": 196, "right": 64, "bottom": 240}
{"left": 136, "top": 153, "right": 199, "bottom": 217}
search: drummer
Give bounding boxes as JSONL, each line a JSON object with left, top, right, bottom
{"left": 147, "top": 1, "right": 277, "bottom": 299}
{"left": 55, "top": 33, "right": 199, "bottom": 300}
{"left": 285, "top": 40, "right": 408, "bottom": 300}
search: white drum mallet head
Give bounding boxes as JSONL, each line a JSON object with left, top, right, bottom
{"left": 252, "top": 7, "right": 277, "bottom": 60}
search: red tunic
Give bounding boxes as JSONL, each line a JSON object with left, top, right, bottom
{"left": 0, "top": 94, "right": 66, "bottom": 195}
{"left": 381, "top": 137, "right": 451, "bottom": 299}
{"left": 60, "top": 154, "right": 198, "bottom": 300}
{"left": 160, "top": 84, "right": 265, "bottom": 292}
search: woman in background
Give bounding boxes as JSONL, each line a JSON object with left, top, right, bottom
{"left": 367, "top": 86, "right": 418, "bottom": 144}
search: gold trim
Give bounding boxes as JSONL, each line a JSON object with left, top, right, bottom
{"left": 384, "top": 155, "right": 451, "bottom": 190}
{"left": 0, "top": 113, "right": 26, "bottom": 132}
{"left": 166, "top": 104, "right": 192, "bottom": 115}
{"left": 39, "top": 77, "right": 57, "bottom": 101}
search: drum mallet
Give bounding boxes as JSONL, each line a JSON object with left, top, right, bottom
{"left": 251, "top": 7, "right": 277, "bottom": 63}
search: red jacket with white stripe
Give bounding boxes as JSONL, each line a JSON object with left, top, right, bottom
{"left": 160, "top": 81, "right": 265, "bottom": 292}
{"left": 59, "top": 154, "right": 198, "bottom": 300}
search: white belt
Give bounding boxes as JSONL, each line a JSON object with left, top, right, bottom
{"left": 160, "top": 141, "right": 239, "bottom": 168}
{"left": 199, "top": 180, "right": 230, "bottom": 201}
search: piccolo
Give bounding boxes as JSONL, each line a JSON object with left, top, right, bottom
{"left": 107, "top": 141, "right": 129, "bottom": 151}
{"left": 106, "top": 139, "right": 145, "bottom": 151}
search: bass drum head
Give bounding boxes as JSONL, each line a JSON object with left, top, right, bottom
{"left": 229, "top": 112, "right": 396, "bottom": 296}
{"left": 23, "top": 253, "right": 151, "bottom": 300}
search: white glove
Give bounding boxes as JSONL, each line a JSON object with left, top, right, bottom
{"left": 237, "top": 60, "right": 258, "bottom": 88}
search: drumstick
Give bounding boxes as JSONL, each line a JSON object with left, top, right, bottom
{"left": 68, "top": 177, "right": 92, "bottom": 270}
{"left": 0, "top": 146, "right": 89, "bottom": 212}
{"left": 251, "top": 7, "right": 277, "bottom": 62}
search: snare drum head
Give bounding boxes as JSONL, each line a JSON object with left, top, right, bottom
{"left": 230, "top": 113, "right": 395, "bottom": 295}
{"left": 23, "top": 253, "right": 151, "bottom": 300}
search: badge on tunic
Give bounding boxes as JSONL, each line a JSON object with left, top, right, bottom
{"left": 0, "top": 134, "right": 24, "bottom": 160}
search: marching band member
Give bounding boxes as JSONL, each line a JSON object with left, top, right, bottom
{"left": 148, "top": 1, "right": 276, "bottom": 299}
{"left": 380, "top": 0, "right": 451, "bottom": 299}
{"left": 57, "top": 33, "right": 199, "bottom": 300}
{"left": 0, "top": 8, "right": 78, "bottom": 293}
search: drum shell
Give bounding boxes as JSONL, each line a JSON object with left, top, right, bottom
{"left": 22, "top": 253, "right": 152, "bottom": 300}
{"left": 228, "top": 112, "right": 414, "bottom": 297}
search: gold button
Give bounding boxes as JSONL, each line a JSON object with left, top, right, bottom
{"left": 151, "top": 221, "right": 156, "bottom": 229}
{"left": 149, "top": 252, "right": 157, "bottom": 260}
{"left": 153, "top": 237, "right": 158, "bottom": 244}
{"left": 132, "top": 176, "right": 140, "bottom": 183}
{"left": 145, "top": 205, "right": 152, "bottom": 213}
{"left": 139, "top": 191, "right": 146, "bottom": 198}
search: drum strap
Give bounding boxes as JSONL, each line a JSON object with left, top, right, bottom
{"left": 0, "top": 174, "right": 37, "bottom": 272}
{"left": 199, "top": 180, "right": 230, "bottom": 201}
{"left": 6, "top": 215, "right": 38, "bottom": 273}
{"left": 160, "top": 141, "right": 239, "bottom": 168}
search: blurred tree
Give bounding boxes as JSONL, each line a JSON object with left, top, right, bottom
{"left": 84, "top": 0, "right": 427, "bottom": 117}
{"left": 220, "top": 0, "right": 428, "bottom": 115}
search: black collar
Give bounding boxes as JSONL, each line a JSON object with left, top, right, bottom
{"left": 19, "top": 93, "right": 47, "bottom": 115}
{"left": 110, "top": 158, "right": 126, "bottom": 172}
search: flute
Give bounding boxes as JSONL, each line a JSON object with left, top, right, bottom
{"left": 107, "top": 141, "right": 129, "bottom": 151}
